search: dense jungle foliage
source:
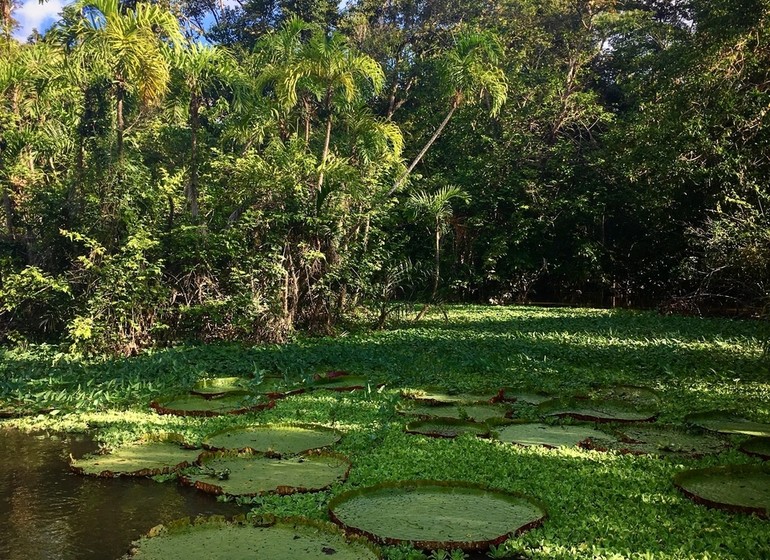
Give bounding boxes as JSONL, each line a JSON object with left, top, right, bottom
{"left": 1, "top": 0, "right": 770, "bottom": 354}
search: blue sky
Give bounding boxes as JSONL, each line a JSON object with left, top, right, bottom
{"left": 13, "top": 0, "right": 69, "bottom": 40}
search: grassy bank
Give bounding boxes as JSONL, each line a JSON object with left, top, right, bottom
{"left": 1, "top": 306, "right": 769, "bottom": 559}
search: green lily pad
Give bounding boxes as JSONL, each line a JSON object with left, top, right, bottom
{"left": 150, "top": 393, "right": 275, "bottom": 417}
{"left": 740, "top": 437, "right": 770, "bottom": 460}
{"left": 402, "top": 388, "right": 499, "bottom": 405}
{"left": 190, "top": 377, "right": 250, "bottom": 397}
{"left": 538, "top": 398, "right": 657, "bottom": 423}
{"left": 203, "top": 424, "right": 342, "bottom": 455}
{"left": 181, "top": 450, "right": 350, "bottom": 497}
{"left": 674, "top": 464, "right": 770, "bottom": 517}
{"left": 611, "top": 425, "right": 729, "bottom": 457}
{"left": 70, "top": 437, "right": 201, "bottom": 477}
{"left": 491, "top": 421, "right": 615, "bottom": 449}
{"left": 685, "top": 410, "right": 770, "bottom": 437}
{"left": 405, "top": 418, "right": 491, "bottom": 439}
{"left": 310, "top": 373, "right": 379, "bottom": 392}
{"left": 124, "top": 516, "right": 379, "bottom": 559}
{"left": 496, "top": 389, "right": 553, "bottom": 405}
{"left": 397, "top": 402, "right": 512, "bottom": 422}
{"left": 329, "top": 480, "right": 546, "bottom": 551}
{"left": 587, "top": 385, "right": 660, "bottom": 407}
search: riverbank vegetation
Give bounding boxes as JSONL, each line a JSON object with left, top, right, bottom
{"left": 2, "top": 306, "right": 769, "bottom": 558}
{"left": 2, "top": 1, "right": 770, "bottom": 354}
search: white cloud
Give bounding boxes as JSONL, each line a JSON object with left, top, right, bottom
{"left": 13, "top": 0, "right": 70, "bottom": 41}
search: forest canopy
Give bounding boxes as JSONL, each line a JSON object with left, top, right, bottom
{"left": 1, "top": 0, "right": 769, "bottom": 354}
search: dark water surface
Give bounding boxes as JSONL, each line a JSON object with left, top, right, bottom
{"left": 0, "top": 429, "right": 245, "bottom": 560}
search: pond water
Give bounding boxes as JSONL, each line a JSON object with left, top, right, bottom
{"left": 0, "top": 428, "right": 246, "bottom": 560}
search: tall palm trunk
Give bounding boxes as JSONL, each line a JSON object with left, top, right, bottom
{"left": 187, "top": 94, "right": 200, "bottom": 219}
{"left": 388, "top": 96, "right": 459, "bottom": 196}
{"left": 316, "top": 87, "right": 334, "bottom": 194}
{"left": 116, "top": 87, "right": 125, "bottom": 160}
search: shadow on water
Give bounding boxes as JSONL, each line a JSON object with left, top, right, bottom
{"left": 0, "top": 428, "right": 245, "bottom": 560}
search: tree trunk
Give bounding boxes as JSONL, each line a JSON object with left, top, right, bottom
{"left": 388, "top": 97, "right": 459, "bottom": 197}
{"left": 187, "top": 94, "right": 200, "bottom": 219}
{"left": 415, "top": 224, "right": 441, "bottom": 321}
{"left": 316, "top": 114, "right": 332, "bottom": 194}
{"left": 116, "top": 88, "right": 125, "bottom": 160}
{"left": 2, "top": 185, "right": 13, "bottom": 237}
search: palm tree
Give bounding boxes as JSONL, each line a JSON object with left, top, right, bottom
{"left": 407, "top": 185, "right": 469, "bottom": 319}
{"left": 73, "top": 0, "right": 182, "bottom": 160}
{"left": 388, "top": 31, "right": 508, "bottom": 196}
{"left": 171, "top": 43, "right": 236, "bottom": 219}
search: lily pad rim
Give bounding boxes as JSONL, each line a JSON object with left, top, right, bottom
{"left": 149, "top": 393, "right": 276, "bottom": 417}
{"left": 328, "top": 479, "right": 547, "bottom": 551}
{"left": 739, "top": 437, "right": 770, "bottom": 461}
{"left": 404, "top": 417, "right": 492, "bottom": 439}
{"left": 673, "top": 463, "right": 770, "bottom": 518}
{"left": 125, "top": 514, "right": 381, "bottom": 559}
{"left": 201, "top": 422, "right": 344, "bottom": 455}
{"left": 536, "top": 396, "right": 658, "bottom": 423}
{"left": 180, "top": 449, "right": 352, "bottom": 498}
{"left": 69, "top": 434, "right": 202, "bottom": 478}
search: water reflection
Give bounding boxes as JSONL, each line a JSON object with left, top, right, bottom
{"left": 0, "top": 429, "right": 245, "bottom": 560}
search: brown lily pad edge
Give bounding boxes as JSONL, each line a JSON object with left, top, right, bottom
{"left": 400, "top": 387, "right": 501, "bottom": 405}
{"left": 537, "top": 397, "right": 658, "bottom": 423}
{"left": 607, "top": 424, "right": 731, "bottom": 458}
{"left": 122, "top": 514, "right": 380, "bottom": 560}
{"left": 69, "top": 433, "right": 201, "bottom": 478}
{"left": 179, "top": 449, "right": 352, "bottom": 498}
{"left": 684, "top": 410, "right": 770, "bottom": 438}
{"left": 201, "top": 422, "right": 343, "bottom": 456}
{"left": 328, "top": 480, "right": 547, "bottom": 552}
{"left": 673, "top": 463, "right": 770, "bottom": 518}
{"left": 740, "top": 437, "right": 770, "bottom": 460}
{"left": 405, "top": 418, "right": 492, "bottom": 439}
{"left": 149, "top": 392, "right": 276, "bottom": 417}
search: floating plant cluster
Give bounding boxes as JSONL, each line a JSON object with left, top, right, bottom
{"left": 68, "top": 374, "right": 770, "bottom": 558}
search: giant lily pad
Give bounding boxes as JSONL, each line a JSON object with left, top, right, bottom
{"left": 538, "top": 397, "right": 657, "bottom": 423}
{"left": 496, "top": 389, "right": 553, "bottom": 405}
{"left": 685, "top": 411, "right": 770, "bottom": 437}
{"left": 587, "top": 384, "right": 660, "bottom": 407}
{"left": 329, "top": 480, "right": 546, "bottom": 551}
{"left": 611, "top": 425, "right": 729, "bottom": 457}
{"left": 309, "top": 372, "right": 380, "bottom": 392}
{"left": 491, "top": 421, "right": 615, "bottom": 449}
{"left": 402, "top": 388, "right": 499, "bottom": 405}
{"left": 190, "top": 377, "right": 250, "bottom": 397}
{"left": 181, "top": 450, "right": 350, "bottom": 497}
{"left": 740, "top": 437, "right": 770, "bottom": 460}
{"left": 405, "top": 418, "right": 491, "bottom": 439}
{"left": 150, "top": 393, "right": 274, "bottom": 417}
{"left": 124, "top": 516, "right": 379, "bottom": 560}
{"left": 202, "top": 424, "right": 342, "bottom": 455}
{"left": 674, "top": 464, "right": 770, "bottom": 517}
{"left": 70, "top": 436, "right": 201, "bottom": 477}
{"left": 397, "top": 402, "right": 512, "bottom": 423}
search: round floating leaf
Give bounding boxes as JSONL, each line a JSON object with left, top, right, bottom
{"left": 309, "top": 374, "right": 380, "bottom": 392}
{"left": 685, "top": 410, "right": 770, "bottom": 437}
{"left": 405, "top": 418, "right": 491, "bottom": 439}
{"left": 587, "top": 385, "right": 660, "bottom": 407}
{"left": 124, "top": 516, "right": 379, "bottom": 559}
{"left": 402, "top": 388, "right": 499, "bottom": 405}
{"left": 674, "top": 464, "right": 770, "bottom": 517}
{"left": 397, "top": 402, "right": 512, "bottom": 422}
{"left": 491, "top": 421, "right": 615, "bottom": 449}
{"left": 70, "top": 438, "right": 201, "bottom": 477}
{"left": 150, "top": 393, "right": 275, "bottom": 417}
{"left": 329, "top": 480, "right": 546, "bottom": 551}
{"left": 181, "top": 450, "right": 350, "bottom": 497}
{"left": 496, "top": 389, "right": 552, "bottom": 405}
{"left": 203, "top": 424, "right": 342, "bottom": 455}
{"left": 538, "top": 397, "right": 657, "bottom": 423}
{"left": 190, "top": 377, "right": 250, "bottom": 397}
{"left": 740, "top": 437, "right": 770, "bottom": 460}
{"left": 611, "top": 425, "right": 729, "bottom": 457}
